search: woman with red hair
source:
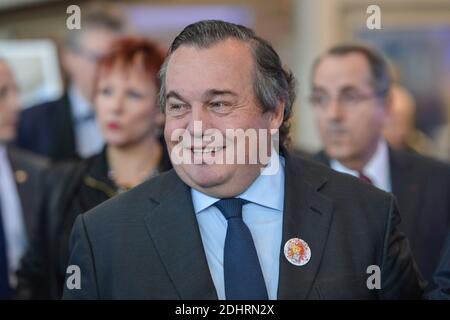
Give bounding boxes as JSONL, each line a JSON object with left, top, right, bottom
{"left": 16, "top": 37, "right": 171, "bottom": 299}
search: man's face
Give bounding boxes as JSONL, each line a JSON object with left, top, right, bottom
{"left": 64, "top": 28, "right": 119, "bottom": 102}
{"left": 0, "top": 61, "right": 20, "bottom": 143}
{"left": 311, "top": 53, "right": 387, "bottom": 166}
{"left": 164, "top": 39, "right": 283, "bottom": 198}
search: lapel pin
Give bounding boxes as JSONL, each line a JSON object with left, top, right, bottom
{"left": 284, "top": 238, "right": 311, "bottom": 266}
{"left": 15, "top": 169, "right": 28, "bottom": 184}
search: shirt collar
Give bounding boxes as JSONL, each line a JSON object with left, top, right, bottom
{"left": 68, "top": 85, "right": 94, "bottom": 121}
{"left": 191, "top": 149, "right": 285, "bottom": 214}
{"left": 0, "top": 144, "right": 6, "bottom": 158}
{"left": 330, "top": 139, "right": 391, "bottom": 191}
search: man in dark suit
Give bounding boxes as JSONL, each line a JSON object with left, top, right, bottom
{"left": 15, "top": 6, "right": 127, "bottom": 162}
{"left": 0, "top": 59, "right": 48, "bottom": 299}
{"left": 310, "top": 44, "right": 450, "bottom": 288}
{"left": 63, "top": 20, "right": 424, "bottom": 300}
{"left": 427, "top": 233, "right": 450, "bottom": 299}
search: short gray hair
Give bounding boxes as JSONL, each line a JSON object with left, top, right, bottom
{"left": 159, "top": 20, "right": 296, "bottom": 148}
{"left": 65, "top": 3, "right": 128, "bottom": 51}
{"left": 311, "top": 44, "right": 392, "bottom": 100}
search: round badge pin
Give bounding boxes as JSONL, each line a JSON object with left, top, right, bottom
{"left": 284, "top": 238, "right": 311, "bottom": 266}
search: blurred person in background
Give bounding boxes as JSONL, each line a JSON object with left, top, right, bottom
{"left": 0, "top": 59, "right": 48, "bottom": 299}
{"left": 15, "top": 4, "right": 128, "bottom": 162}
{"left": 311, "top": 44, "right": 450, "bottom": 289}
{"left": 383, "top": 84, "right": 433, "bottom": 155}
{"left": 427, "top": 233, "right": 450, "bottom": 300}
{"left": 16, "top": 37, "right": 171, "bottom": 299}
{"left": 432, "top": 112, "right": 450, "bottom": 163}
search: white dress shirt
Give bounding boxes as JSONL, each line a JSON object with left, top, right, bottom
{"left": 68, "top": 85, "right": 104, "bottom": 158}
{"left": 191, "top": 151, "right": 285, "bottom": 300}
{"left": 0, "top": 145, "right": 27, "bottom": 287}
{"left": 331, "top": 139, "right": 391, "bottom": 192}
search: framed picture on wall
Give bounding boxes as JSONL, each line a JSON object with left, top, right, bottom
{"left": 0, "top": 39, "right": 63, "bottom": 109}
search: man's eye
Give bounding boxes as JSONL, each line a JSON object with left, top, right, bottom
{"left": 169, "top": 104, "right": 183, "bottom": 110}
{"left": 310, "top": 95, "right": 328, "bottom": 106}
{"left": 209, "top": 101, "right": 231, "bottom": 111}
{"left": 0, "top": 86, "right": 7, "bottom": 99}
{"left": 167, "top": 103, "right": 189, "bottom": 114}
{"left": 341, "top": 92, "right": 361, "bottom": 103}
{"left": 100, "top": 87, "right": 113, "bottom": 96}
{"left": 342, "top": 92, "right": 358, "bottom": 99}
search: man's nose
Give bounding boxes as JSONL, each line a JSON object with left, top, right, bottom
{"left": 327, "top": 98, "right": 345, "bottom": 121}
{"left": 186, "top": 106, "right": 211, "bottom": 137}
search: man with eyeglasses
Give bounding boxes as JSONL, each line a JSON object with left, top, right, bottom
{"left": 15, "top": 5, "right": 128, "bottom": 162}
{"left": 311, "top": 44, "right": 450, "bottom": 291}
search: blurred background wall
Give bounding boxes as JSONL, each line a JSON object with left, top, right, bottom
{"left": 0, "top": 0, "right": 449, "bottom": 154}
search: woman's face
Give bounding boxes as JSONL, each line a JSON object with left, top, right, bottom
{"left": 95, "top": 62, "right": 162, "bottom": 148}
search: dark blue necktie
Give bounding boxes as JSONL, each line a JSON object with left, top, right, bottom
{"left": 215, "top": 198, "right": 268, "bottom": 300}
{"left": 0, "top": 198, "right": 11, "bottom": 299}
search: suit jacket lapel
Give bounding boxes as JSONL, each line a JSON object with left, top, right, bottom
{"left": 389, "top": 148, "right": 420, "bottom": 231}
{"left": 313, "top": 150, "right": 331, "bottom": 167}
{"left": 7, "top": 147, "right": 35, "bottom": 237}
{"left": 51, "top": 94, "right": 77, "bottom": 160}
{"left": 143, "top": 170, "right": 217, "bottom": 299}
{"left": 278, "top": 155, "right": 334, "bottom": 299}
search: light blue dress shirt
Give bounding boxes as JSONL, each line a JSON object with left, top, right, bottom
{"left": 330, "top": 139, "right": 392, "bottom": 192}
{"left": 191, "top": 154, "right": 285, "bottom": 300}
{"left": 68, "top": 85, "right": 104, "bottom": 158}
{"left": 0, "top": 145, "right": 27, "bottom": 288}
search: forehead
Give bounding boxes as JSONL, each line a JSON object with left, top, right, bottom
{"left": 79, "top": 28, "right": 119, "bottom": 52}
{"left": 165, "top": 39, "right": 254, "bottom": 94}
{"left": 99, "top": 58, "right": 150, "bottom": 82}
{"left": 313, "top": 52, "right": 372, "bottom": 90}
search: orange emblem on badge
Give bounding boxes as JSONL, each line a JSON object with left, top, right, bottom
{"left": 284, "top": 238, "right": 311, "bottom": 266}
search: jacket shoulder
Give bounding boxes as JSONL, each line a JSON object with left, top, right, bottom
{"left": 293, "top": 154, "right": 395, "bottom": 226}
{"left": 81, "top": 169, "right": 179, "bottom": 226}
{"left": 8, "top": 146, "right": 50, "bottom": 171}
{"left": 391, "top": 149, "right": 450, "bottom": 188}
{"left": 296, "top": 153, "right": 391, "bottom": 200}
{"left": 399, "top": 149, "right": 449, "bottom": 173}
{"left": 22, "top": 101, "right": 53, "bottom": 115}
{"left": 20, "top": 96, "right": 67, "bottom": 119}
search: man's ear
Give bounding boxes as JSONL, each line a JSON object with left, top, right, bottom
{"left": 270, "top": 99, "right": 285, "bottom": 131}
{"left": 381, "top": 90, "right": 393, "bottom": 125}
{"left": 154, "top": 111, "right": 165, "bottom": 127}
{"left": 61, "top": 47, "right": 77, "bottom": 74}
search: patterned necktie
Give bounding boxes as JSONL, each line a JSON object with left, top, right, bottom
{"left": 214, "top": 198, "right": 268, "bottom": 300}
{"left": 358, "top": 171, "right": 373, "bottom": 185}
{"left": 0, "top": 197, "right": 11, "bottom": 299}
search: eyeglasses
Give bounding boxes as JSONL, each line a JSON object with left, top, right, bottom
{"left": 71, "top": 45, "right": 105, "bottom": 63}
{"left": 309, "top": 90, "right": 381, "bottom": 110}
